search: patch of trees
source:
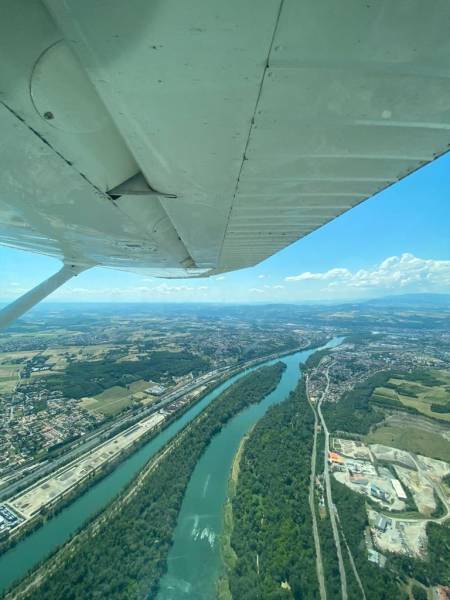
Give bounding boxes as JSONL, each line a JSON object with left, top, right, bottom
{"left": 322, "top": 372, "right": 394, "bottom": 435}
{"left": 370, "top": 393, "right": 421, "bottom": 417}
{"left": 424, "top": 522, "right": 450, "bottom": 584}
{"left": 16, "top": 363, "right": 285, "bottom": 600}
{"left": 431, "top": 402, "right": 450, "bottom": 414}
{"left": 343, "top": 331, "right": 377, "bottom": 345}
{"left": 411, "top": 584, "right": 427, "bottom": 600}
{"left": 4, "top": 357, "right": 24, "bottom": 364}
{"left": 304, "top": 349, "right": 330, "bottom": 370}
{"left": 43, "top": 351, "right": 210, "bottom": 399}
{"left": 227, "top": 380, "right": 319, "bottom": 599}
{"left": 316, "top": 513, "right": 341, "bottom": 598}
{"left": 236, "top": 336, "right": 301, "bottom": 363}
{"left": 400, "top": 369, "right": 442, "bottom": 387}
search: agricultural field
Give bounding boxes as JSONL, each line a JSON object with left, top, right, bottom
{"left": 365, "top": 425, "right": 450, "bottom": 462}
{"left": 0, "top": 351, "right": 36, "bottom": 392}
{"left": 372, "top": 369, "right": 450, "bottom": 422}
{"left": 0, "top": 365, "right": 20, "bottom": 393}
{"left": 45, "top": 344, "right": 116, "bottom": 366}
{"left": 81, "top": 386, "right": 134, "bottom": 417}
{"left": 81, "top": 379, "right": 152, "bottom": 416}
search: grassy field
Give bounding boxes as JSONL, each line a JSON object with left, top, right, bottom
{"left": 372, "top": 369, "right": 450, "bottom": 423}
{"left": 365, "top": 425, "right": 450, "bottom": 462}
{"left": 373, "top": 386, "right": 397, "bottom": 399}
{"left": 0, "top": 364, "right": 21, "bottom": 393}
{"left": 81, "top": 379, "right": 150, "bottom": 416}
{"left": 82, "top": 386, "right": 132, "bottom": 416}
{"left": 128, "top": 379, "right": 151, "bottom": 394}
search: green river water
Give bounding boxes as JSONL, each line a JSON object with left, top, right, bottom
{"left": 0, "top": 338, "right": 341, "bottom": 596}
{"left": 157, "top": 338, "right": 342, "bottom": 599}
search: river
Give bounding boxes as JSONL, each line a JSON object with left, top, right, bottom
{"left": 157, "top": 337, "right": 342, "bottom": 600}
{"left": 0, "top": 338, "right": 341, "bottom": 595}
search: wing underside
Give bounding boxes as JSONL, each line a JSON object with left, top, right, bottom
{"left": 1, "top": 0, "right": 450, "bottom": 276}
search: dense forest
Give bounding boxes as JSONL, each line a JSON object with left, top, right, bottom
{"left": 315, "top": 511, "right": 341, "bottom": 598}
{"left": 227, "top": 379, "right": 319, "bottom": 599}
{"left": 43, "top": 350, "right": 210, "bottom": 399}
{"left": 13, "top": 363, "right": 285, "bottom": 600}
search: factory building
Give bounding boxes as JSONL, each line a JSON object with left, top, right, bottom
{"left": 391, "top": 479, "right": 407, "bottom": 500}
{"left": 370, "top": 484, "right": 388, "bottom": 502}
{"left": 374, "top": 516, "right": 390, "bottom": 532}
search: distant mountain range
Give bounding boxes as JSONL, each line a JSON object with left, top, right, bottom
{"left": 2, "top": 293, "right": 450, "bottom": 316}
{"left": 362, "top": 293, "right": 450, "bottom": 307}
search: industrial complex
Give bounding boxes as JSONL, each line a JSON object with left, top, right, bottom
{"left": 330, "top": 438, "right": 450, "bottom": 560}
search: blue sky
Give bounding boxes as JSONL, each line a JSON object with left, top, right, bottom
{"left": 1, "top": 153, "right": 450, "bottom": 303}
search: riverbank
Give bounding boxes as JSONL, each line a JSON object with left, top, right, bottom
{"left": 217, "top": 427, "right": 253, "bottom": 600}
{"left": 225, "top": 378, "right": 321, "bottom": 599}
{"left": 4, "top": 364, "right": 286, "bottom": 600}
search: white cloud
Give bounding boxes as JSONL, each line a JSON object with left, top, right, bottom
{"left": 248, "top": 284, "right": 285, "bottom": 294}
{"left": 285, "top": 267, "right": 351, "bottom": 282}
{"left": 215, "top": 276, "right": 226, "bottom": 281}
{"left": 4, "top": 252, "right": 447, "bottom": 304}
{"left": 284, "top": 253, "right": 450, "bottom": 291}
{"left": 47, "top": 281, "right": 211, "bottom": 301}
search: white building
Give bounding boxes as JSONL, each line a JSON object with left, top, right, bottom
{"left": 391, "top": 479, "right": 407, "bottom": 500}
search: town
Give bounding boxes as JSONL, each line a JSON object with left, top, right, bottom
{"left": 0, "top": 305, "right": 324, "bottom": 489}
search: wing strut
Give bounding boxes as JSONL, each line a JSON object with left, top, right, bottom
{"left": 0, "top": 263, "right": 88, "bottom": 329}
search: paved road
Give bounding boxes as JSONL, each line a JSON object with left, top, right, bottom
{"left": 317, "top": 364, "right": 348, "bottom": 600}
{"left": 306, "top": 374, "right": 327, "bottom": 600}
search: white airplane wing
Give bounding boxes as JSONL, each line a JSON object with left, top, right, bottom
{"left": 1, "top": 0, "right": 450, "bottom": 324}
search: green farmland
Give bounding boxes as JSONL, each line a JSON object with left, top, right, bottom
{"left": 372, "top": 369, "right": 450, "bottom": 422}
